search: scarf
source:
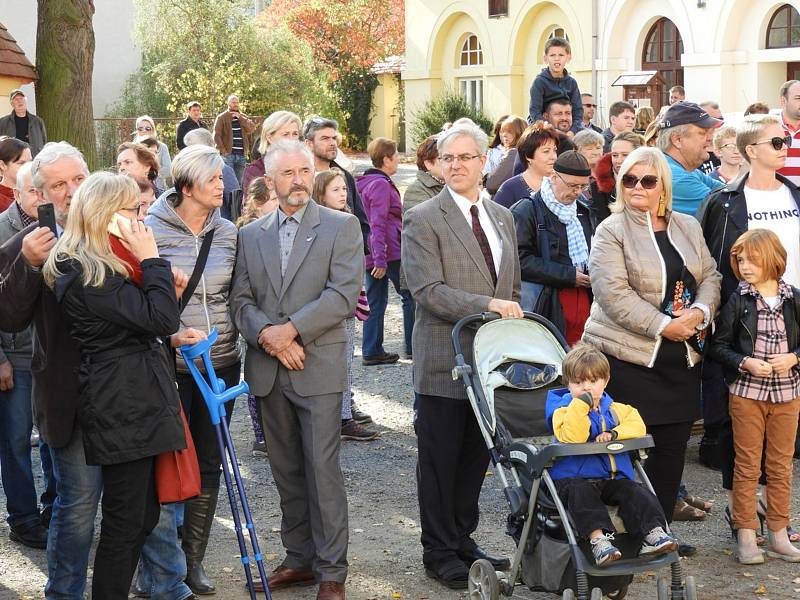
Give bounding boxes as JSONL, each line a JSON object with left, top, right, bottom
{"left": 538, "top": 177, "right": 588, "bottom": 269}
{"left": 109, "top": 234, "right": 143, "bottom": 286}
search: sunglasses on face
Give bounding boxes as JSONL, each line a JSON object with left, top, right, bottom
{"left": 621, "top": 174, "right": 660, "bottom": 189}
{"left": 136, "top": 125, "right": 154, "bottom": 132}
{"left": 749, "top": 135, "right": 792, "bottom": 151}
{"left": 583, "top": 103, "right": 597, "bottom": 108}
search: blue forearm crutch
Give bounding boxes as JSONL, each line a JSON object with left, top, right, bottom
{"left": 180, "top": 329, "right": 272, "bottom": 600}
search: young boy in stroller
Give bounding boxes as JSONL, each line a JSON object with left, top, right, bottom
{"left": 546, "top": 344, "right": 678, "bottom": 567}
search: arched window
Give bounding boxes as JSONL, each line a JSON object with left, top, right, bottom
{"left": 767, "top": 4, "right": 800, "bottom": 49}
{"left": 548, "top": 27, "right": 569, "bottom": 42}
{"left": 460, "top": 34, "right": 483, "bottom": 67}
{"left": 642, "top": 18, "right": 684, "bottom": 108}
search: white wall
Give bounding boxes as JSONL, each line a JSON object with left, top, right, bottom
{"left": 0, "top": 1, "right": 141, "bottom": 116}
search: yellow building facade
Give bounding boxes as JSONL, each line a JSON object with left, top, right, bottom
{"left": 403, "top": 0, "right": 800, "bottom": 147}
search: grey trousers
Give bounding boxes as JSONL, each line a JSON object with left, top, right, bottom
{"left": 258, "top": 367, "right": 348, "bottom": 582}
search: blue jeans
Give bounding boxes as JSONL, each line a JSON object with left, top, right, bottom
{"left": 136, "top": 504, "right": 193, "bottom": 600}
{"left": 0, "top": 369, "right": 51, "bottom": 530}
{"left": 45, "top": 428, "right": 103, "bottom": 600}
{"left": 363, "top": 260, "right": 415, "bottom": 357}
{"left": 223, "top": 153, "right": 246, "bottom": 186}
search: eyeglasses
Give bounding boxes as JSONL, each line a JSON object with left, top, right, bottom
{"left": 136, "top": 125, "right": 154, "bottom": 132}
{"left": 719, "top": 143, "right": 738, "bottom": 151}
{"left": 119, "top": 203, "right": 145, "bottom": 215}
{"left": 440, "top": 154, "right": 481, "bottom": 165}
{"left": 583, "top": 103, "right": 597, "bottom": 108}
{"left": 749, "top": 135, "right": 792, "bottom": 151}
{"left": 621, "top": 174, "right": 660, "bottom": 189}
{"left": 555, "top": 172, "right": 590, "bottom": 192}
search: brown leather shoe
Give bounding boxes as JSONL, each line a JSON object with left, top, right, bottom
{"left": 247, "top": 565, "right": 315, "bottom": 592}
{"left": 317, "top": 581, "right": 345, "bottom": 600}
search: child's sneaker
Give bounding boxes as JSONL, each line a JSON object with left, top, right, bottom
{"left": 640, "top": 527, "right": 678, "bottom": 556}
{"left": 591, "top": 533, "right": 622, "bottom": 566}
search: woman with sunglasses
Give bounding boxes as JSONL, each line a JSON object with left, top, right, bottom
{"left": 134, "top": 115, "right": 172, "bottom": 186}
{"left": 700, "top": 113, "right": 800, "bottom": 546}
{"left": 584, "top": 147, "right": 721, "bottom": 540}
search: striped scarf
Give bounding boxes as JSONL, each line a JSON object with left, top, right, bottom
{"left": 539, "top": 177, "right": 588, "bottom": 269}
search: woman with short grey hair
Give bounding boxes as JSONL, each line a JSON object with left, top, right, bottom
{"left": 143, "top": 144, "right": 240, "bottom": 594}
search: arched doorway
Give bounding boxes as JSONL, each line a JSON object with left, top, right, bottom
{"left": 642, "top": 17, "right": 684, "bottom": 110}
{"left": 766, "top": 3, "right": 800, "bottom": 80}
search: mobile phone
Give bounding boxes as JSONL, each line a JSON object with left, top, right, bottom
{"left": 107, "top": 213, "right": 130, "bottom": 239}
{"left": 37, "top": 203, "right": 58, "bottom": 237}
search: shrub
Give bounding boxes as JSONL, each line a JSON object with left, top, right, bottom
{"left": 410, "top": 88, "right": 494, "bottom": 146}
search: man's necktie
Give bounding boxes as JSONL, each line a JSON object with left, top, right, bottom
{"left": 470, "top": 204, "right": 497, "bottom": 287}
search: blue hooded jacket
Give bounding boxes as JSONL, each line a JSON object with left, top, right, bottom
{"left": 544, "top": 388, "right": 637, "bottom": 481}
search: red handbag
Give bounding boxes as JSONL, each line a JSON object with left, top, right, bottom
{"left": 155, "top": 404, "right": 201, "bottom": 504}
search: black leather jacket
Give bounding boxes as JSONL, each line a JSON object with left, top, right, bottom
{"left": 710, "top": 286, "right": 800, "bottom": 384}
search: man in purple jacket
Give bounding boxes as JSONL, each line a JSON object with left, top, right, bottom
{"left": 357, "top": 137, "right": 415, "bottom": 365}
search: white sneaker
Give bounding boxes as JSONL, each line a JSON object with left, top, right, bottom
{"left": 640, "top": 527, "right": 678, "bottom": 556}
{"left": 591, "top": 533, "right": 622, "bottom": 566}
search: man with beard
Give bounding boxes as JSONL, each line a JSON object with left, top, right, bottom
{"left": 581, "top": 93, "right": 603, "bottom": 133}
{"left": 543, "top": 97, "right": 573, "bottom": 135}
{"left": 231, "top": 140, "right": 363, "bottom": 600}
{"left": 303, "top": 117, "right": 370, "bottom": 253}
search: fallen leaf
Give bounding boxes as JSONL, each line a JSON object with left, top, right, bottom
{"left": 755, "top": 584, "right": 768, "bottom": 595}
{"left": 222, "top": 567, "right": 232, "bottom": 573}
{"left": 767, "top": 574, "right": 779, "bottom": 580}
{"left": 742, "top": 572, "right": 754, "bottom": 577}
{"left": 353, "top": 528, "right": 364, "bottom": 533}
{"left": 271, "top": 527, "right": 280, "bottom": 533}
{"left": 392, "top": 594, "right": 402, "bottom": 599}
{"left": 722, "top": 548, "right": 733, "bottom": 556}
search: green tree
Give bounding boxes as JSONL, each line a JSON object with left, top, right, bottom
{"left": 129, "top": 0, "right": 338, "bottom": 122}
{"left": 36, "top": 0, "right": 98, "bottom": 168}
{"left": 410, "top": 88, "right": 494, "bottom": 146}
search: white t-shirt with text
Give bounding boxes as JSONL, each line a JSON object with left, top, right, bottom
{"left": 745, "top": 183, "right": 800, "bottom": 288}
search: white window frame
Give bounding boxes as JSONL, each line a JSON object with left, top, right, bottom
{"left": 460, "top": 34, "right": 484, "bottom": 67}
{"left": 460, "top": 78, "right": 484, "bottom": 113}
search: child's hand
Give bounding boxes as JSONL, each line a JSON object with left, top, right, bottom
{"left": 768, "top": 353, "right": 799, "bottom": 376}
{"left": 595, "top": 432, "right": 612, "bottom": 442}
{"left": 743, "top": 357, "right": 772, "bottom": 378}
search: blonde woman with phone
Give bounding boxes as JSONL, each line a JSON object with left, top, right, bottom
{"left": 42, "top": 171, "right": 188, "bottom": 599}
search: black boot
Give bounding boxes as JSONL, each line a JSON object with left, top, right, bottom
{"left": 183, "top": 488, "right": 219, "bottom": 595}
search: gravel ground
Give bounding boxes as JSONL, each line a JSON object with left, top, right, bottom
{"left": 2, "top": 298, "right": 800, "bottom": 599}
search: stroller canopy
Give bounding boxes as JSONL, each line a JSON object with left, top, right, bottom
{"left": 473, "top": 318, "right": 568, "bottom": 435}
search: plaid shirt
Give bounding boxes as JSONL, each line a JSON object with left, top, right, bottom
{"left": 16, "top": 202, "right": 36, "bottom": 228}
{"left": 731, "top": 280, "right": 800, "bottom": 402}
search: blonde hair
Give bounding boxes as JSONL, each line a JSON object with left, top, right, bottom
{"left": 43, "top": 172, "right": 139, "bottom": 289}
{"left": 713, "top": 126, "right": 737, "bottom": 151}
{"left": 258, "top": 111, "right": 302, "bottom": 155}
{"left": 736, "top": 114, "right": 782, "bottom": 164}
{"left": 611, "top": 147, "right": 673, "bottom": 214}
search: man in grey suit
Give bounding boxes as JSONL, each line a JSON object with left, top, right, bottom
{"left": 402, "top": 123, "right": 523, "bottom": 590}
{"left": 230, "top": 139, "right": 364, "bottom": 600}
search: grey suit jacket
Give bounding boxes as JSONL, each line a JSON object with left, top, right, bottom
{"left": 229, "top": 200, "right": 364, "bottom": 397}
{"left": 402, "top": 187, "right": 521, "bottom": 399}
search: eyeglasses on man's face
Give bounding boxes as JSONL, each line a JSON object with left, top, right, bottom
{"left": 555, "top": 172, "right": 590, "bottom": 192}
{"left": 440, "top": 154, "right": 481, "bottom": 165}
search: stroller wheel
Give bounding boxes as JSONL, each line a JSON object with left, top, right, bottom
{"left": 590, "top": 588, "right": 603, "bottom": 600}
{"left": 684, "top": 575, "right": 698, "bottom": 600}
{"left": 657, "top": 577, "right": 670, "bottom": 600}
{"left": 607, "top": 584, "right": 628, "bottom": 600}
{"left": 468, "top": 559, "right": 500, "bottom": 600}
{"left": 561, "top": 590, "right": 575, "bottom": 600}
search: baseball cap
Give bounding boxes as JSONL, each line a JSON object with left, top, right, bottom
{"left": 659, "top": 101, "right": 722, "bottom": 129}
{"left": 9, "top": 89, "right": 24, "bottom": 100}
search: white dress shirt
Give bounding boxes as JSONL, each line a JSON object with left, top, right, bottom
{"left": 448, "top": 186, "right": 503, "bottom": 274}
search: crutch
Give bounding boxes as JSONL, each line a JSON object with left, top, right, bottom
{"left": 180, "top": 328, "right": 272, "bottom": 600}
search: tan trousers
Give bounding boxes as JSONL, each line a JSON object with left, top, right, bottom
{"left": 729, "top": 394, "right": 800, "bottom": 531}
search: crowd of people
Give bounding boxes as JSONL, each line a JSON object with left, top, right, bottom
{"left": 1, "top": 34, "right": 800, "bottom": 599}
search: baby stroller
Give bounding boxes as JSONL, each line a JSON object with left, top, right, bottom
{"left": 451, "top": 312, "right": 697, "bottom": 600}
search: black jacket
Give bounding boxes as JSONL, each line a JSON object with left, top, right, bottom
{"left": 176, "top": 117, "right": 208, "bottom": 150}
{"left": 511, "top": 191, "right": 593, "bottom": 289}
{"left": 710, "top": 286, "right": 800, "bottom": 384}
{"left": 53, "top": 257, "right": 185, "bottom": 465}
{"left": 331, "top": 159, "right": 371, "bottom": 256}
{"left": 698, "top": 172, "right": 800, "bottom": 304}
{"left": 0, "top": 225, "right": 82, "bottom": 449}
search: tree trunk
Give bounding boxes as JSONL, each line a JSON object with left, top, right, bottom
{"left": 35, "top": 0, "right": 97, "bottom": 169}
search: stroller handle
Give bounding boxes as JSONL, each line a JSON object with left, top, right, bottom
{"left": 451, "top": 311, "right": 568, "bottom": 359}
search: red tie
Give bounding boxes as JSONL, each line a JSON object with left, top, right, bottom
{"left": 470, "top": 205, "right": 497, "bottom": 286}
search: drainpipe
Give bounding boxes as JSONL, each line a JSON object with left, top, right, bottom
{"left": 592, "top": 0, "right": 599, "bottom": 126}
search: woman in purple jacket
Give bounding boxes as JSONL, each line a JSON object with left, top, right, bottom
{"left": 357, "top": 137, "right": 415, "bottom": 365}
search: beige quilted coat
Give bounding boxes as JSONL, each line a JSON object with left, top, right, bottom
{"left": 583, "top": 206, "right": 721, "bottom": 368}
